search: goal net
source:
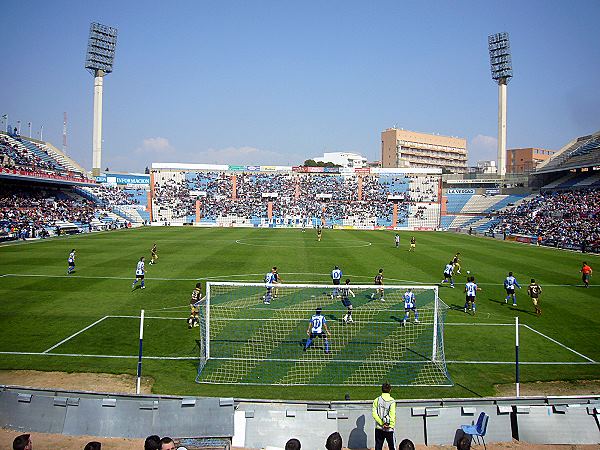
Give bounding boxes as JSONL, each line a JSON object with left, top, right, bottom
{"left": 195, "top": 282, "right": 452, "bottom": 386}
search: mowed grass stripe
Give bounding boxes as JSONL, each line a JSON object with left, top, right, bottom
{"left": 1, "top": 227, "right": 599, "bottom": 398}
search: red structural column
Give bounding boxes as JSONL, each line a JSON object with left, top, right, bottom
{"left": 268, "top": 201, "right": 273, "bottom": 221}
{"left": 231, "top": 174, "right": 237, "bottom": 200}
{"left": 195, "top": 199, "right": 201, "bottom": 223}
{"left": 357, "top": 175, "right": 363, "bottom": 201}
{"left": 392, "top": 202, "right": 398, "bottom": 228}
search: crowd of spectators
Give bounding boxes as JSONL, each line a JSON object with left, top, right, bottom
{"left": 152, "top": 171, "right": 439, "bottom": 224}
{"left": 86, "top": 186, "right": 146, "bottom": 206}
{"left": 491, "top": 188, "right": 600, "bottom": 251}
{"left": 0, "top": 184, "right": 106, "bottom": 240}
{"left": 0, "top": 134, "right": 57, "bottom": 172}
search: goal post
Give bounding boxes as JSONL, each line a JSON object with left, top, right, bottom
{"left": 195, "top": 282, "right": 452, "bottom": 387}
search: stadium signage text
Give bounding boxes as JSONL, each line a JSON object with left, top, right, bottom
{"left": 446, "top": 188, "right": 476, "bottom": 194}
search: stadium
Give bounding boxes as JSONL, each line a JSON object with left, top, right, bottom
{"left": 1, "top": 3, "right": 600, "bottom": 450}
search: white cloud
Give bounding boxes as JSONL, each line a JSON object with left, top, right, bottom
{"left": 135, "top": 137, "right": 175, "bottom": 155}
{"left": 468, "top": 134, "right": 497, "bottom": 164}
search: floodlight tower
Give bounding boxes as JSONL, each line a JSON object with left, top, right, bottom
{"left": 85, "top": 22, "right": 118, "bottom": 176}
{"left": 488, "top": 32, "right": 513, "bottom": 177}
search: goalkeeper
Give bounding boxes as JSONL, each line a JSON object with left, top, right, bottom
{"left": 188, "top": 282, "right": 204, "bottom": 329}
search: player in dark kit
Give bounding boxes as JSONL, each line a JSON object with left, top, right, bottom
{"left": 188, "top": 282, "right": 203, "bottom": 328}
{"left": 527, "top": 279, "right": 542, "bottom": 316}
{"left": 371, "top": 269, "right": 385, "bottom": 301}
{"left": 409, "top": 236, "right": 416, "bottom": 252}
{"left": 150, "top": 243, "right": 158, "bottom": 265}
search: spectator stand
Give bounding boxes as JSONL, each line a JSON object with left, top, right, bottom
{"left": 150, "top": 165, "right": 442, "bottom": 230}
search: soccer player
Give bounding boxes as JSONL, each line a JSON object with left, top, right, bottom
{"left": 527, "top": 278, "right": 542, "bottom": 316}
{"left": 317, "top": 225, "right": 323, "bottom": 242}
{"left": 188, "top": 282, "right": 203, "bottom": 329}
{"left": 504, "top": 271, "right": 521, "bottom": 306}
{"left": 150, "top": 243, "right": 158, "bottom": 265}
{"left": 331, "top": 265, "right": 343, "bottom": 298}
{"left": 341, "top": 279, "right": 356, "bottom": 323}
{"left": 67, "top": 249, "right": 76, "bottom": 274}
{"left": 441, "top": 261, "right": 455, "bottom": 288}
{"left": 263, "top": 266, "right": 278, "bottom": 304}
{"left": 273, "top": 266, "right": 282, "bottom": 298}
{"left": 132, "top": 256, "right": 146, "bottom": 290}
{"left": 409, "top": 236, "right": 416, "bottom": 252}
{"left": 304, "top": 307, "right": 331, "bottom": 353}
{"left": 464, "top": 276, "right": 481, "bottom": 314}
{"left": 371, "top": 268, "right": 385, "bottom": 301}
{"left": 581, "top": 262, "right": 593, "bottom": 288}
{"left": 394, "top": 233, "right": 400, "bottom": 248}
{"left": 402, "top": 288, "right": 419, "bottom": 326}
{"left": 301, "top": 220, "right": 306, "bottom": 232}
{"left": 452, "top": 252, "right": 462, "bottom": 274}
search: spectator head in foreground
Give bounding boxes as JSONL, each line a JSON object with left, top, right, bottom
{"left": 457, "top": 435, "right": 471, "bottom": 450}
{"left": 84, "top": 442, "right": 102, "bottom": 450}
{"left": 285, "top": 438, "right": 301, "bottom": 449}
{"left": 160, "top": 437, "right": 176, "bottom": 450}
{"left": 382, "top": 381, "right": 392, "bottom": 393}
{"left": 13, "top": 434, "right": 32, "bottom": 450}
{"left": 144, "top": 435, "right": 161, "bottom": 450}
{"left": 325, "top": 431, "right": 342, "bottom": 450}
{"left": 399, "top": 439, "right": 415, "bottom": 450}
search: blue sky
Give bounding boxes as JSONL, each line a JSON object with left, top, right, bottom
{"left": 1, "top": 0, "right": 599, "bottom": 172}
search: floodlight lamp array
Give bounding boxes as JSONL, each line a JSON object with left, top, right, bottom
{"left": 85, "top": 22, "right": 118, "bottom": 75}
{"left": 488, "top": 32, "right": 513, "bottom": 83}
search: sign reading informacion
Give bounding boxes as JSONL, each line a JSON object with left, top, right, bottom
{"left": 97, "top": 173, "right": 150, "bottom": 186}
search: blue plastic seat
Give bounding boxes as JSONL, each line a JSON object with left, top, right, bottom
{"left": 461, "top": 412, "right": 489, "bottom": 449}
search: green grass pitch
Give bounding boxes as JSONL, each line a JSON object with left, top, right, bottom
{"left": 0, "top": 227, "right": 598, "bottom": 400}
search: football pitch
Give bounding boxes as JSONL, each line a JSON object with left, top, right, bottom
{"left": 0, "top": 227, "right": 598, "bottom": 400}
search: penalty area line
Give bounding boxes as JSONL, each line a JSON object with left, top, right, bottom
{"left": 43, "top": 316, "right": 109, "bottom": 353}
{"left": 521, "top": 323, "right": 596, "bottom": 363}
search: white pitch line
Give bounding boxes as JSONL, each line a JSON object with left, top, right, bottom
{"left": 0, "top": 272, "right": 595, "bottom": 288}
{"left": 522, "top": 324, "right": 596, "bottom": 363}
{"left": 0, "top": 350, "right": 596, "bottom": 365}
{"left": 43, "top": 316, "right": 109, "bottom": 353}
{"left": 0, "top": 351, "right": 197, "bottom": 360}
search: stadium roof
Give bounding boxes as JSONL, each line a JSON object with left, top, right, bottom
{"left": 535, "top": 130, "right": 600, "bottom": 174}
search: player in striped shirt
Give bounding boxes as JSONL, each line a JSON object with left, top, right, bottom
{"left": 304, "top": 307, "right": 331, "bottom": 353}
{"left": 464, "top": 276, "right": 481, "bottom": 314}
{"left": 341, "top": 279, "right": 356, "bottom": 323}
{"left": 262, "top": 266, "right": 278, "bottom": 305}
{"left": 394, "top": 234, "right": 400, "bottom": 248}
{"left": 441, "top": 261, "right": 455, "bottom": 288}
{"left": 67, "top": 249, "right": 76, "bottom": 274}
{"left": 402, "top": 288, "right": 419, "bottom": 326}
{"left": 331, "top": 265, "right": 343, "bottom": 298}
{"left": 132, "top": 256, "right": 146, "bottom": 290}
{"left": 503, "top": 272, "right": 521, "bottom": 306}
